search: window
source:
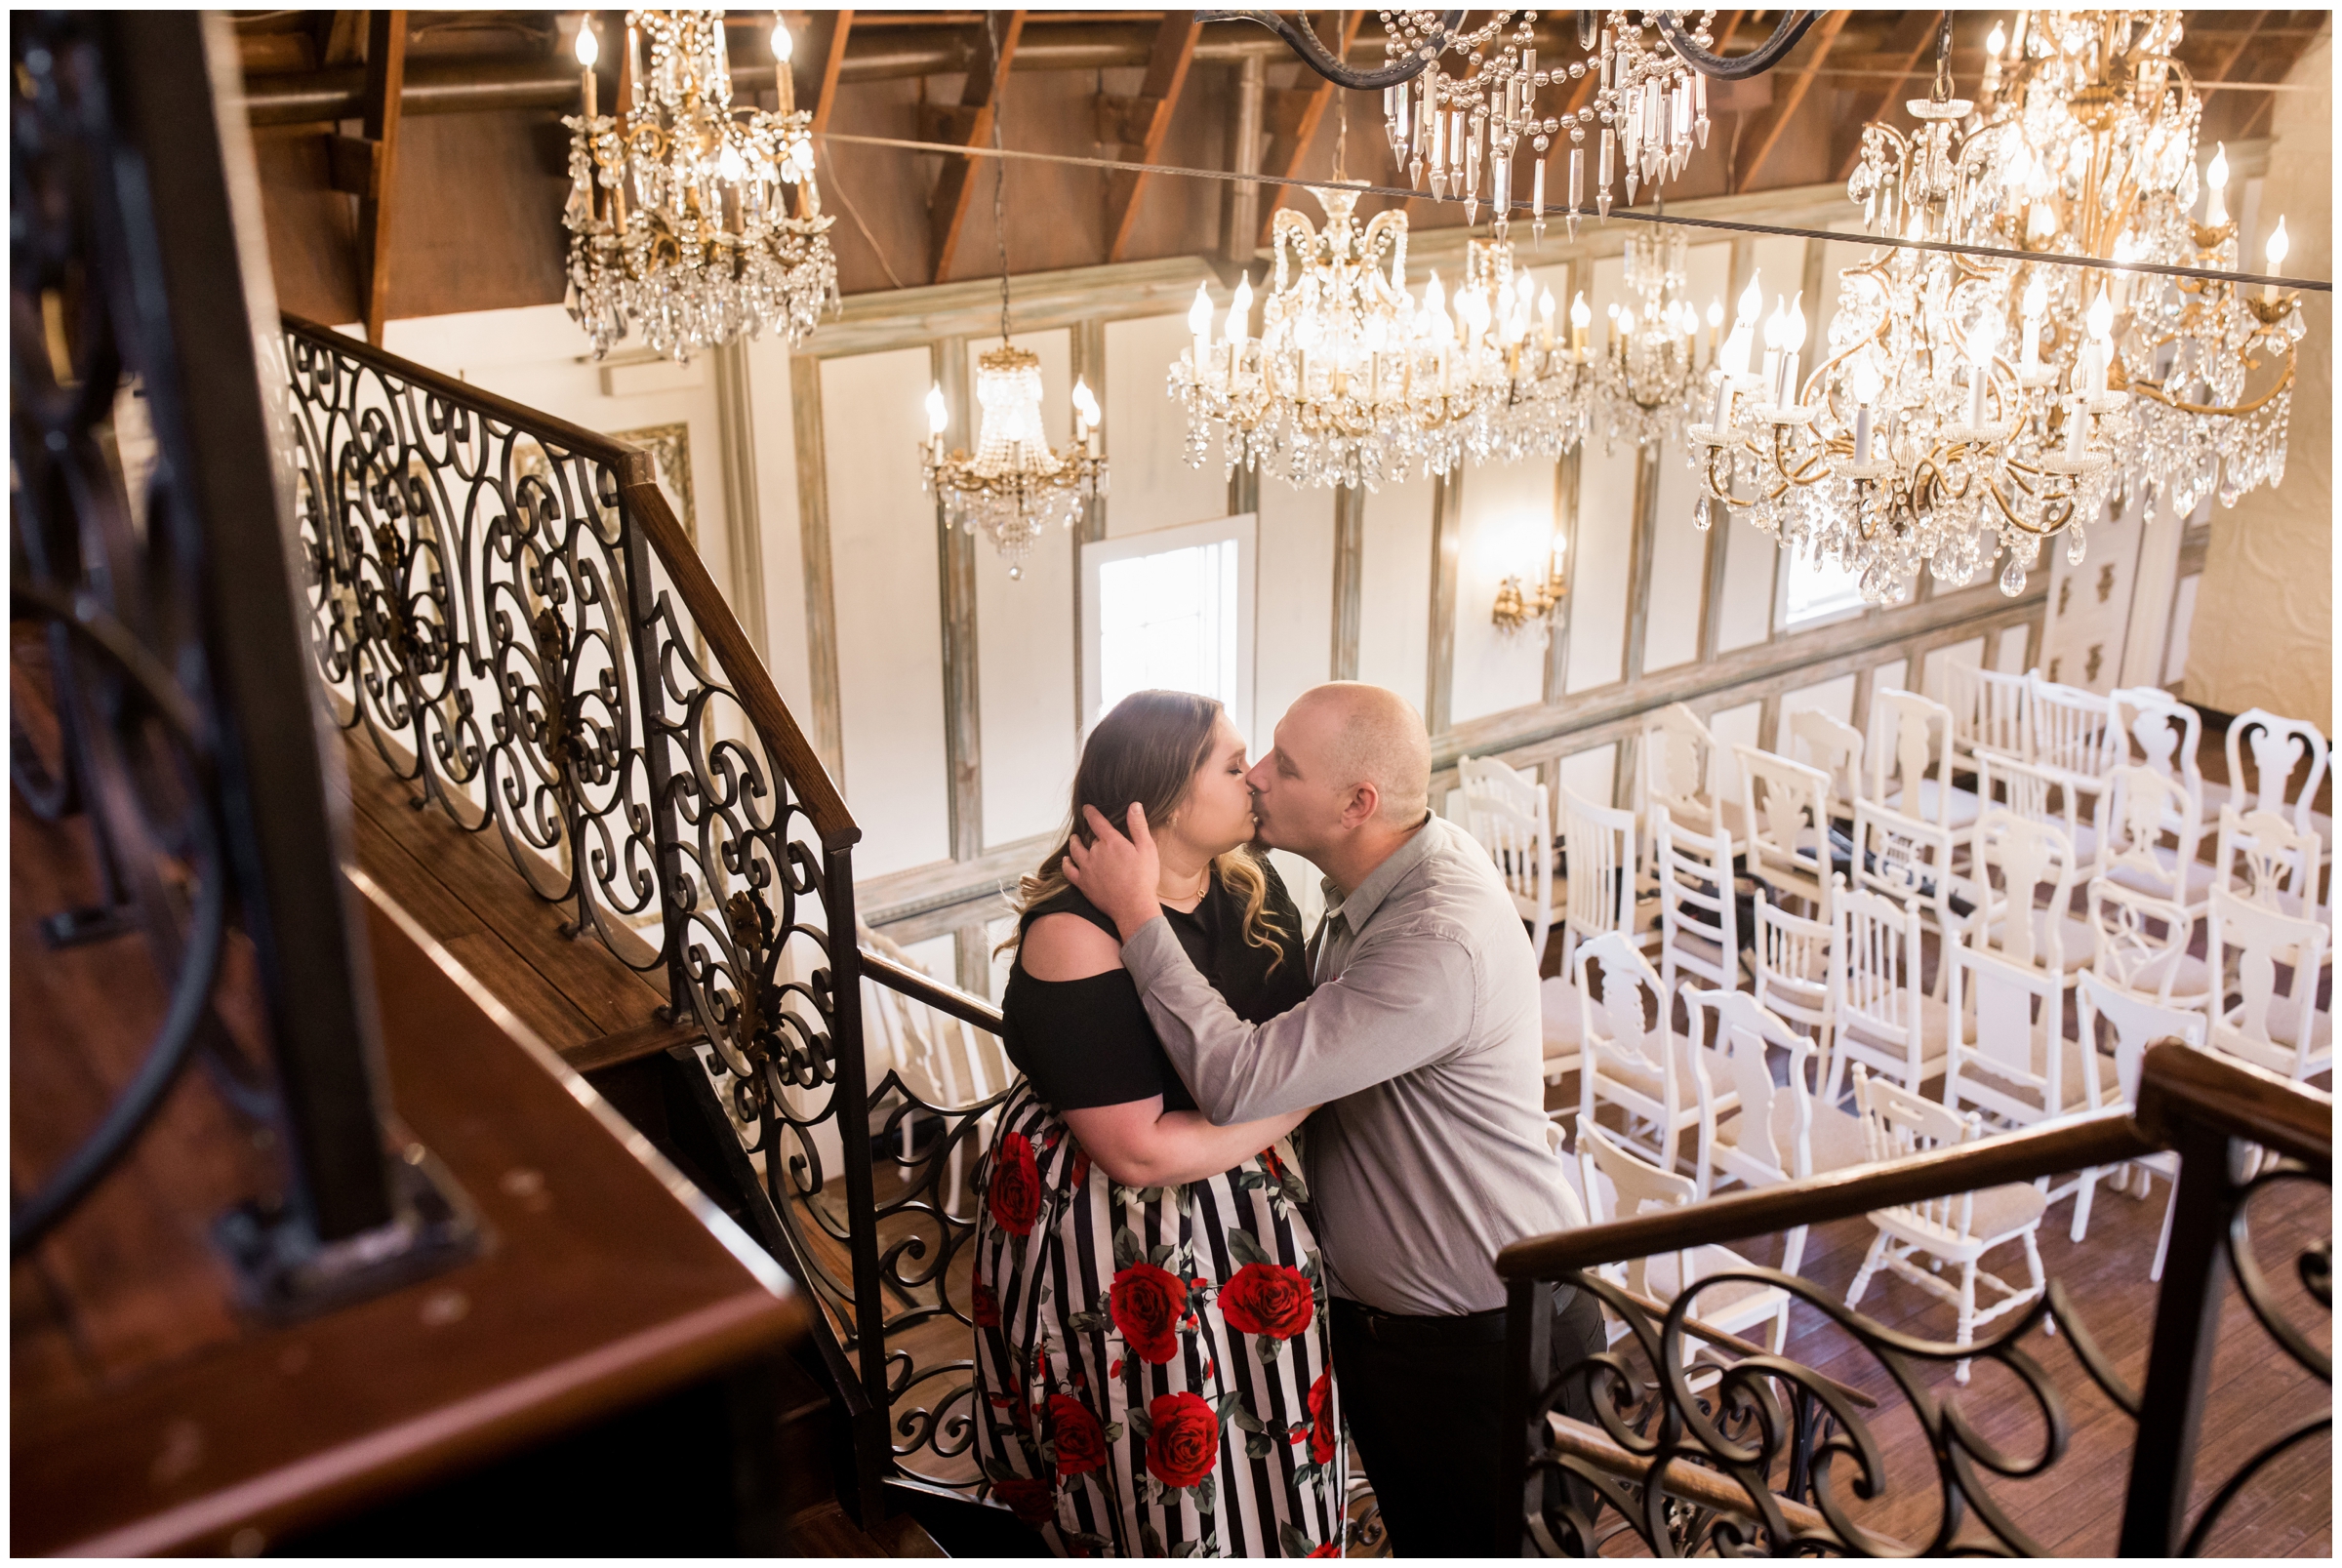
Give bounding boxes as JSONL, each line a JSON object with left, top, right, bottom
{"left": 1781, "top": 544, "right": 1868, "bottom": 629}
{"left": 1081, "top": 513, "right": 1256, "bottom": 737}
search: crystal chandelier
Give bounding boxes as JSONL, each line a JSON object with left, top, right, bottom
{"left": 562, "top": 11, "right": 837, "bottom": 363}
{"left": 919, "top": 16, "right": 1104, "bottom": 579}
{"left": 1588, "top": 228, "right": 1713, "bottom": 453}
{"left": 1690, "top": 79, "right": 2125, "bottom": 605}
{"left": 1382, "top": 11, "right": 1729, "bottom": 234}
{"left": 1966, "top": 10, "right": 2303, "bottom": 519}
{"left": 1416, "top": 237, "right": 1590, "bottom": 470}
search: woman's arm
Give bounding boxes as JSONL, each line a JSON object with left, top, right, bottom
{"left": 1024, "top": 911, "right": 1313, "bottom": 1187}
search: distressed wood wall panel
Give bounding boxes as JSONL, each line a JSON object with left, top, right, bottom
{"left": 1102, "top": 312, "right": 1227, "bottom": 537}
{"left": 1355, "top": 473, "right": 1435, "bottom": 713}
{"left": 1921, "top": 637, "right": 1988, "bottom": 705}
{"left": 1716, "top": 520, "right": 1782, "bottom": 652}
{"left": 1449, "top": 454, "right": 1555, "bottom": 726}
{"left": 253, "top": 130, "right": 360, "bottom": 324}
{"left": 822, "top": 347, "right": 953, "bottom": 876}
{"left": 382, "top": 110, "right": 568, "bottom": 318}
{"left": 1567, "top": 441, "right": 1637, "bottom": 693}
{"left": 1706, "top": 700, "right": 1763, "bottom": 807}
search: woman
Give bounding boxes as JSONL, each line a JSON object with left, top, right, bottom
{"left": 972, "top": 691, "right": 1345, "bottom": 1558}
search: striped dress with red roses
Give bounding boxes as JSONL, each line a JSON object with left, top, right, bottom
{"left": 972, "top": 1078, "right": 1346, "bottom": 1557}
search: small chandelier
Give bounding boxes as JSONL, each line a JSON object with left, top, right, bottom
{"left": 919, "top": 14, "right": 1104, "bottom": 580}
{"left": 1589, "top": 227, "right": 1713, "bottom": 454}
{"left": 563, "top": 11, "right": 837, "bottom": 363}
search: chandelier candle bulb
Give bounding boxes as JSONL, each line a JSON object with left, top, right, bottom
{"left": 2203, "top": 142, "right": 2229, "bottom": 226}
{"left": 1188, "top": 283, "right": 1213, "bottom": 379}
{"left": 1570, "top": 291, "right": 1589, "bottom": 357}
{"left": 575, "top": 16, "right": 597, "bottom": 116}
{"left": 925, "top": 382, "right": 949, "bottom": 464}
{"left": 2264, "top": 217, "right": 2288, "bottom": 302}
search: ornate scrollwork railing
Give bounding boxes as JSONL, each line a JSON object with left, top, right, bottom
{"left": 277, "top": 316, "right": 1009, "bottom": 1510}
{"left": 1498, "top": 1044, "right": 2331, "bottom": 1556}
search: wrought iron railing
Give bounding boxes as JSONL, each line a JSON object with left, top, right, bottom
{"left": 1498, "top": 1043, "right": 2332, "bottom": 1556}
{"left": 277, "top": 316, "right": 1010, "bottom": 1513}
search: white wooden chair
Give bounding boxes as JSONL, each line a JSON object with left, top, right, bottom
{"left": 2030, "top": 674, "right": 2123, "bottom": 780}
{"left": 1542, "top": 786, "right": 1654, "bottom": 1095}
{"left": 1943, "top": 661, "right": 2032, "bottom": 767}
{"left": 1576, "top": 930, "right": 1715, "bottom": 1175}
{"left": 1867, "top": 687, "right": 1978, "bottom": 831}
{"left": 1788, "top": 708, "right": 1865, "bottom": 825}
{"left": 2204, "top": 886, "right": 2333, "bottom": 1084}
{"left": 2096, "top": 763, "right": 2214, "bottom": 917}
{"left": 2083, "top": 876, "right": 2211, "bottom": 1009}
{"left": 2068, "top": 972, "right": 2210, "bottom": 1276}
{"left": 1968, "top": 807, "right": 2087, "bottom": 1021}
{"left": 1689, "top": 987, "right": 1868, "bottom": 1228}
{"left": 1753, "top": 884, "right": 1837, "bottom": 1068}
{"left": 2214, "top": 802, "right": 2325, "bottom": 924}
{"left": 1846, "top": 1065, "right": 2049, "bottom": 1385}
{"left": 1579, "top": 1122, "right": 1797, "bottom": 1355}
{"left": 1851, "top": 797, "right": 1972, "bottom": 985}
{"left": 1975, "top": 744, "right": 2105, "bottom": 867}
{"left": 1640, "top": 703, "right": 1744, "bottom": 856}
{"left": 1737, "top": 744, "right": 1835, "bottom": 918}
{"left": 1653, "top": 804, "right": 1743, "bottom": 1001}
{"left": 2112, "top": 686, "right": 2206, "bottom": 813}
{"left": 1458, "top": 753, "right": 1556, "bottom": 968}
{"left": 1943, "top": 937, "right": 2100, "bottom": 1146}
{"left": 1825, "top": 882, "right": 1947, "bottom": 1103}
{"left": 2221, "top": 707, "right": 2331, "bottom": 849}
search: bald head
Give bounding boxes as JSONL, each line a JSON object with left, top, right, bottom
{"left": 1288, "top": 682, "right": 1431, "bottom": 826}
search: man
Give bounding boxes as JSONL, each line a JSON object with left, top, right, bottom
{"left": 1063, "top": 681, "right": 1600, "bottom": 1556}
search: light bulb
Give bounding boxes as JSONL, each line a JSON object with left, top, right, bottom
{"left": 1986, "top": 21, "right": 2005, "bottom": 57}
{"left": 1786, "top": 291, "right": 1805, "bottom": 343}
{"left": 2205, "top": 142, "right": 2229, "bottom": 192}
{"left": 1849, "top": 353, "right": 1883, "bottom": 406}
{"left": 2266, "top": 216, "right": 2289, "bottom": 269}
{"left": 1539, "top": 287, "right": 1556, "bottom": 323}
{"left": 1968, "top": 312, "right": 2001, "bottom": 365}
{"left": 575, "top": 16, "right": 599, "bottom": 67}
{"left": 772, "top": 15, "right": 793, "bottom": 62}
{"left": 1071, "top": 376, "right": 1100, "bottom": 427}
{"left": 925, "top": 382, "right": 949, "bottom": 436}
{"left": 1424, "top": 270, "right": 1445, "bottom": 315}
{"left": 2086, "top": 289, "right": 2114, "bottom": 342}
{"left": 1228, "top": 274, "right": 1253, "bottom": 341}
{"left": 2022, "top": 274, "right": 2048, "bottom": 319}
{"left": 1735, "top": 271, "right": 1762, "bottom": 325}
{"left": 1570, "top": 291, "right": 1590, "bottom": 330}
{"left": 718, "top": 141, "right": 747, "bottom": 183}
{"left": 2203, "top": 142, "right": 2230, "bottom": 225}
{"left": 1706, "top": 299, "right": 1723, "bottom": 330}
{"left": 1187, "top": 282, "right": 1213, "bottom": 338}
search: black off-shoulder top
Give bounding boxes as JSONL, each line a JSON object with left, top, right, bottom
{"left": 999, "top": 855, "right": 1313, "bottom": 1113}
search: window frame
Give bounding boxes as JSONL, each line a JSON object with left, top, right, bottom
{"left": 1078, "top": 510, "right": 1258, "bottom": 741}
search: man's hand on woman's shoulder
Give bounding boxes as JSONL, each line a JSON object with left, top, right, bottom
{"left": 1062, "top": 803, "right": 1164, "bottom": 943}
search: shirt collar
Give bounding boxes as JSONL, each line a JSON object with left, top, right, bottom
{"left": 1319, "top": 812, "right": 1438, "bottom": 933}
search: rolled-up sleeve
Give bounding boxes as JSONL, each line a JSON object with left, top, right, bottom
{"left": 1121, "top": 914, "right": 1474, "bottom": 1124}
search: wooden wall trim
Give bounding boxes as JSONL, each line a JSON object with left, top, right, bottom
{"left": 1070, "top": 316, "right": 1108, "bottom": 731}
{"left": 933, "top": 337, "right": 983, "bottom": 860}
{"left": 788, "top": 353, "right": 845, "bottom": 777}
{"left": 1330, "top": 483, "right": 1364, "bottom": 681}
{"left": 1622, "top": 443, "right": 1663, "bottom": 685}
{"left": 1426, "top": 466, "right": 1463, "bottom": 732}
{"left": 712, "top": 340, "right": 769, "bottom": 659}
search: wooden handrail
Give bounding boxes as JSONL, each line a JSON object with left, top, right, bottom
{"left": 278, "top": 314, "right": 859, "bottom": 849}
{"left": 1502, "top": 1045, "right": 2329, "bottom": 1280}
{"left": 858, "top": 945, "right": 1006, "bottom": 1033}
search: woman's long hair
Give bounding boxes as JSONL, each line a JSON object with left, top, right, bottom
{"left": 1003, "top": 691, "right": 1288, "bottom": 968}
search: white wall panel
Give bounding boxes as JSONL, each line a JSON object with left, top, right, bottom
{"left": 1452, "top": 457, "right": 1556, "bottom": 724}
{"left": 1707, "top": 701, "right": 1762, "bottom": 808}
{"left": 823, "top": 347, "right": 951, "bottom": 876}
{"left": 1775, "top": 673, "right": 1857, "bottom": 751}
{"left": 1715, "top": 521, "right": 1779, "bottom": 651}
{"left": 1997, "top": 623, "right": 2034, "bottom": 673}
{"left": 1255, "top": 482, "right": 1334, "bottom": 746}
{"left": 744, "top": 335, "right": 814, "bottom": 718}
{"left": 1105, "top": 312, "right": 1228, "bottom": 538}
{"left": 974, "top": 332, "right": 1082, "bottom": 850}
{"left": 1559, "top": 743, "right": 1619, "bottom": 810}
{"left": 1357, "top": 473, "right": 1435, "bottom": 710}
{"left": 2164, "top": 574, "right": 2200, "bottom": 685}
{"left": 1922, "top": 638, "right": 1986, "bottom": 704}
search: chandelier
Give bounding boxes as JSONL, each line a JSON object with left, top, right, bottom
{"left": 562, "top": 11, "right": 837, "bottom": 363}
{"left": 919, "top": 14, "right": 1104, "bottom": 578}
{"left": 1690, "top": 77, "right": 2125, "bottom": 605}
{"left": 1418, "top": 237, "right": 1590, "bottom": 469}
{"left": 1589, "top": 228, "right": 1712, "bottom": 454}
{"left": 1969, "top": 10, "right": 2303, "bottom": 519}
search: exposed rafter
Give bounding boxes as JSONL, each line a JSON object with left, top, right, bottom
{"left": 797, "top": 9, "right": 855, "bottom": 134}
{"left": 1099, "top": 12, "right": 1203, "bottom": 263}
{"left": 1833, "top": 10, "right": 1944, "bottom": 181}
{"left": 1732, "top": 7, "right": 1846, "bottom": 192}
{"left": 924, "top": 10, "right": 1024, "bottom": 285}
{"left": 1254, "top": 9, "right": 1364, "bottom": 247}
{"left": 354, "top": 11, "right": 406, "bottom": 343}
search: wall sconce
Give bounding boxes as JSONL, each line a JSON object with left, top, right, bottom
{"left": 1492, "top": 534, "right": 1568, "bottom": 637}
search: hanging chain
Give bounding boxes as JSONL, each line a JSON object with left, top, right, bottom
{"left": 988, "top": 9, "right": 1011, "bottom": 344}
{"left": 1333, "top": 11, "right": 1349, "bottom": 181}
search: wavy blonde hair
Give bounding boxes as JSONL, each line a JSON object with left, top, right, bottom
{"left": 1002, "top": 690, "right": 1289, "bottom": 970}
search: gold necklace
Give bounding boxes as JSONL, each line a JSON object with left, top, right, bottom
{"left": 1160, "top": 866, "right": 1210, "bottom": 905}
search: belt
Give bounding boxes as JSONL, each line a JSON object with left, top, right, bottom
{"left": 1332, "top": 1297, "right": 1510, "bottom": 1347}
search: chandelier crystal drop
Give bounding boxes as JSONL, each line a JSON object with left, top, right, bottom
{"left": 563, "top": 10, "right": 837, "bottom": 363}
{"left": 1589, "top": 228, "right": 1712, "bottom": 455}
{"left": 1383, "top": 10, "right": 1716, "bottom": 236}
{"left": 1416, "top": 237, "right": 1592, "bottom": 470}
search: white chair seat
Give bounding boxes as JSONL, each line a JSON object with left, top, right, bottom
{"left": 1717, "top": 1097, "right": 1872, "bottom": 1176}
{"left": 1841, "top": 991, "right": 1952, "bottom": 1054}
{"left": 1882, "top": 779, "right": 1982, "bottom": 829}
{"left": 2104, "top": 854, "right": 2218, "bottom": 905}
{"left": 1956, "top": 1037, "right": 2117, "bottom": 1116}
{"left": 1964, "top": 1181, "right": 2051, "bottom": 1242}
{"left": 1641, "top": 1243, "right": 1777, "bottom": 1315}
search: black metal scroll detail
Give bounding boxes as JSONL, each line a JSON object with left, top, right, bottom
{"left": 1197, "top": 9, "right": 1463, "bottom": 90}
{"left": 1652, "top": 11, "right": 1823, "bottom": 80}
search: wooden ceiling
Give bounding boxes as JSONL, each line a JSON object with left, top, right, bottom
{"left": 233, "top": 10, "right": 2329, "bottom": 334}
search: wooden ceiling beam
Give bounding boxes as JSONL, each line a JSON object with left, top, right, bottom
{"left": 796, "top": 9, "right": 855, "bottom": 134}
{"left": 925, "top": 10, "right": 1024, "bottom": 285}
{"left": 1100, "top": 11, "right": 1202, "bottom": 263}
{"left": 1256, "top": 10, "right": 1367, "bottom": 247}
{"left": 356, "top": 11, "right": 407, "bottom": 345}
{"left": 1833, "top": 10, "right": 1944, "bottom": 181}
{"left": 1731, "top": 8, "right": 1847, "bottom": 193}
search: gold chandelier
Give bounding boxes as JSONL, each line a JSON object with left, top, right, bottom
{"left": 562, "top": 10, "right": 836, "bottom": 363}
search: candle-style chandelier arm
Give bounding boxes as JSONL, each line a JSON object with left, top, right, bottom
{"left": 1648, "top": 9, "right": 1822, "bottom": 79}
{"left": 1197, "top": 8, "right": 1464, "bottom": 89}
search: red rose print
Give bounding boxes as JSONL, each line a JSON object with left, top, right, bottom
{"left": 1109, "top": 1262, "right": 1188, "bottom": 1364}
{"left": 1049, "top": 1394, "right": 1109, "bottom": 1476}
{"left": 1307, "top": 1369, "right": 1337, "bottom": 1464}
{"left": 988, "top": 1132, "right": 1042, "bottom": 1236}
{"left": 1068, "top": 1146, "right": 1091, "bottom": 1190}
{"left": 1217, "top": 1262, "right": 1316, "bottom": 1340}
{"left": 971, "top": 1277, "right": 1001, "bottom": 1328}
{"left": 1308, "top": 1542, "right": 1341, "bottom": 1557}
{"left": 990, "top": 1473, "right": 1056, "bottom": 1525}
{"left": 1144, "top": 1390, "right": 1221, "bottom": 1489}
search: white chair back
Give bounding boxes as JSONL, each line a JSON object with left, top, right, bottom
{"left": 1866, "top": 688, "right": 1960, "bottom": 828}
{"left": 1641, "top": 703, "right": 1718, "bottom": 835}
{"left": 1970, "top": 807, "right": 2078, "bottom": 975}
{"left": 1577, "top": 1122, "right": 1696, "bottom": 1302}
{"left": 1826, "top": 882, "right": 1936, "bottom": 1101}
{"left": 2030, "top": 674, "right": 2120, "bottom": 778}
{"left": 1944, "top": 662, "right": 2032, "bottom": 762}
{"left": 1737, "top": 744, "right": 1833, "bottom": 916}
{"left": 1753, "top": 884, "right": 1836, "bottom": 1054}
{"left": 2084, "top": 876, "right": 2201, "bottom": 1007}
{"left": 1975, "top": 746, "right": 2098, "bottom": 853}
{"left": 1856, "top": 1065, "right": 1992, "bottom": 1246}
{"left": 1458, "top": 753, "right": 1555, "bottom": 964}
{"left": 1787, "top": 708, "right": 1864, "bottom": 821}
{"left": 2077, "top": 970, "right": 2208, "bottom": 1109}
{"left": 1946, "top": 938, "right": 2074, "bottom": 1127}
{"left": 2224, "top": 708, "right": 2330, "bottom": 841}
{"left": 2204, "top": 886, "right": 2333, "bottom": 1082}
{"left": 1852, "top": 797, "right": 1966, "bottom": 941}
{"left": 2215, "top": 802, "right": 2322, "bottom": 918}
{"left": 2112, "top": 686, "right": 2204, "bottom": 807}
{"left": 1653, "top": 805, "right": 1740, "bottom": 998}
{"left": 1686, "top": 986, "right": 1817, "bottom": 1186}
{"left": 2096, "top": 763, "right": 2206, "bottom": 911}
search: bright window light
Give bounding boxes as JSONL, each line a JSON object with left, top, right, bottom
{"left": 1783, "top": 545, "right": 1868, "bottom": 628}
{"left": 1081, "top": 513, "right": 1256, "bottom": 738}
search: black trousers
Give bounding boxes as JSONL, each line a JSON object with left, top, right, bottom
{"left": 1331, "top": 1287, "right": 1607, "bottom": 1557}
